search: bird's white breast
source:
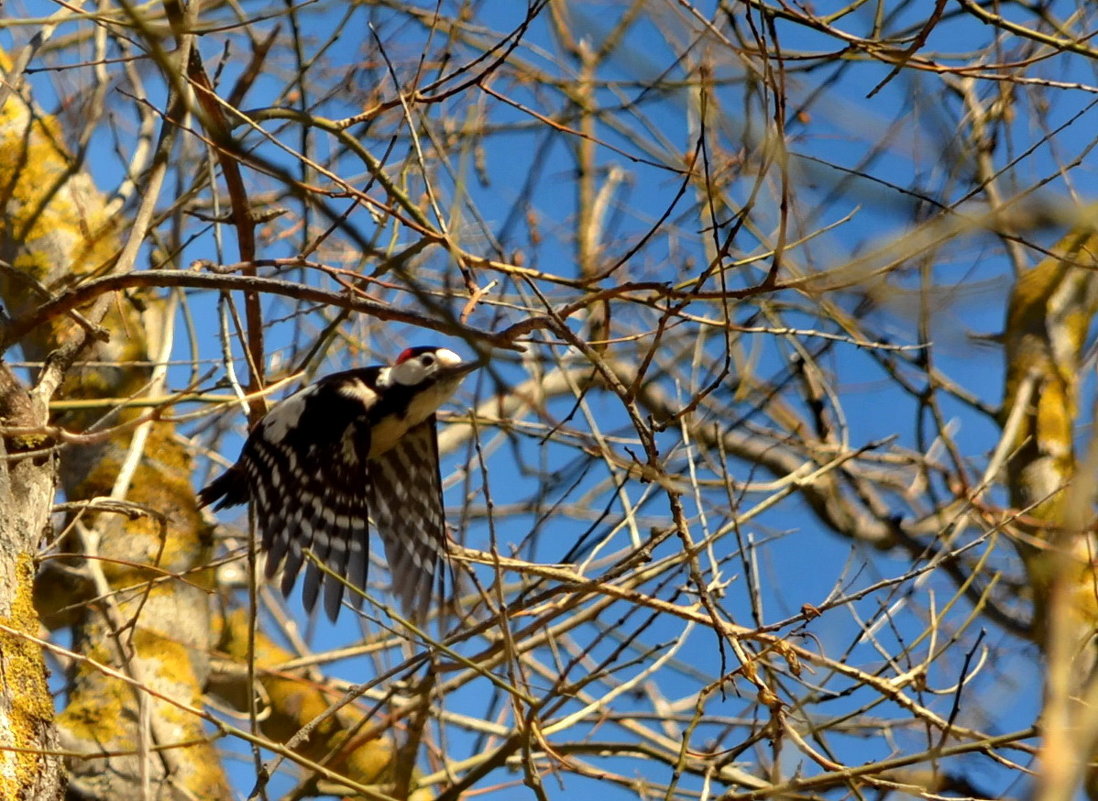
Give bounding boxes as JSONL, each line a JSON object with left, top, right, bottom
{"left": 368, "top": 379, "right": 459, "bottom": 458}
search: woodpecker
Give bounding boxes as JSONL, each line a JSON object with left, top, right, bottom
{"left": 198, "top": 346, "right": 478, "bottom": 622}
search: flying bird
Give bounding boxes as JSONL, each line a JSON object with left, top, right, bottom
{"left": 198, "top": 346, "right": 478, "bottom": 622}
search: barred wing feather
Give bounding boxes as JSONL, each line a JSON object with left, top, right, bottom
{"left": 367, "top": 416, "right": 448, "bottom": 622}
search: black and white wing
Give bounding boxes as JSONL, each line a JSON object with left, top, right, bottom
{"left": 199, "top": 381, "right": 373, "bottom": 621}
{"left": 367, "top": 416, "right": 449, "bottom": 622}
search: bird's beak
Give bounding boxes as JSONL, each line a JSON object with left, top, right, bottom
{"left": 445, "top": 359, "right": 481, "bottom": 379}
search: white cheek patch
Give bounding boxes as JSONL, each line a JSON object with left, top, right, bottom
{"left": 390, "top": 360, "right": 427, "bottom": 387}
{"left": 263, "top": 385, "right": 316, "bottom": 440}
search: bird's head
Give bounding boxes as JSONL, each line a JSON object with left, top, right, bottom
{"left": 389, "top": 346, "right": 479, "bottom": 389}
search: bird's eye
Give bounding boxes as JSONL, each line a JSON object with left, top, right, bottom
{"left": 421, "top": 354, "right": 436, "bottom": 366}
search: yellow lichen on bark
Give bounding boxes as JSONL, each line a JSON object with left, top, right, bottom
{"left": 1002, "top": 226, "right": 1098, "bottom": 800}
{"left": 214, "top": 610, "right": 400, "bottom": 792}
{"left": 0, "top": 555, "right": 57, "bottom": 797}
{"left": 0, "top": 54, "right": 232, "bottom": 799}
{"left": 0, "top": 97, "right": 120, "bottom": 332}
{"left": 1003, "top": 229, "right": 1098, "bottom": 528}
{"left": 1002, "top": 229, "right": 1098, "bottom": 642}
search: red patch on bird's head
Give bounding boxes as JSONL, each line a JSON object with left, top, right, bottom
{"left": 395, "top": 348, "right": 417, "bottom": 365}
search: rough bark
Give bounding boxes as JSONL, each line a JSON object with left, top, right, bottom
{"left": 0, "top": 363, "right": 63, "bottom": 800}
{"left": 0, "top": 56, "right": 231, "bottom": 799}
{"left": 1001, "top": 228, "right": 1098, "bottom": 800}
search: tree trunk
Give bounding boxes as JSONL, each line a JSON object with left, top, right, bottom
{"left": 0, "top": 363, "right": 63, "bottom": 800}
{"left": 0, "top": 53, "right": 231, "bottom": 799}
{"left": 1002, "top": 229, "right": 1098, "bottom": 801}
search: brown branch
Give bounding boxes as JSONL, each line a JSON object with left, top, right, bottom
{"left": 2, "top": 270, "right": 540, "bottom": 354}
